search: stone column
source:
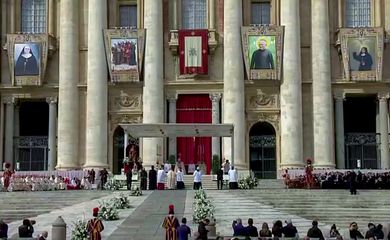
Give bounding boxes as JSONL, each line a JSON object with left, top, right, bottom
{"left": 10, "top": 0, "right": 15, "bottom": 32}
{"left": 48, "top": 0, "right": 56, "bottom": 35}
{"left": 210, "top": 93, "right": 221, "bottom": 160}
{"left": 334, "top": 93, "right": 345, "bottom": 169}
{"left": 172, "top": 0, "right": 178, "bottom": 29}
{"left": 209, "top": 0, "right": 216, "bottom": 29}
{"left": 378, "top": 93, "right": 390, "bottom": 169}
{"left": 142, "top": 0, "right": 164, "bottom": 168}
{"left": 13, "top": 103, "right": 20, "bottom": 165}
{"left": 280, "top": 0, "right": 303, "bottom": 168}
{"left": 57, "top": 0, "right": 79, "bottom": 170}
{"left": 312, "top": 0, "right": 335, "bottom": 168}
{"left": 47, "top": 97, "right": 57, "bottom": 171}
{"left": 223, "top": 0, "right": 246, "bottom": 169}
{"left": 123, "top": 131, "right": 129, "bottom": 158}
{"left": 168, "top": 95, "right": 177, "bottom": 158}
{"left": 85, "top": 0, "right": 108, "bottom": 169}
{"left": 4, "top": 98, "right": 15, "bottom": 167}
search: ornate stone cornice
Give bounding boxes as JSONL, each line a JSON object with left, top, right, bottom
{"left": 256, "top": 112, "right": 280, "bottom": 132}
{"left": 111, "top": 114, "right": 142, "bottom": 125}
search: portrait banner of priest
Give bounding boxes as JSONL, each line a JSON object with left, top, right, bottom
{"left": 338, "top": 27, "right": 384, "bottom": 81}
{"left": 6, "top": 34, "right": 49, "bottom": 86}
{"left": 241, "top": 26, "right": 284, "bottom": 80}
{"left": 103, "top": 29, "right": 146, "bottom": 82}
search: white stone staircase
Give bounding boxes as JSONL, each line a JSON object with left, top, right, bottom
{"left": 183, "top": 174, "right": 217, "bottom": 190}
{"left": 256, "top": 179, "right": 286, "bottom": 189}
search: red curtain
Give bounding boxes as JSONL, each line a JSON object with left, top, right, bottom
{"left": 176, "top": 95, "right": 212, "bottom": 174}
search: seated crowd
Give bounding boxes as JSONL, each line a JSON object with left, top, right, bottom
{"left": 229, "top": 218, "right": 390, "bottom": 240}
{"left": 0, "top": 175, "right": 93, "bottom": 191}
{"left": 286, "top": 171, "right": 390, "bottom": 189}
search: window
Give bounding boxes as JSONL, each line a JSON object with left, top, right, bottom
{"left": 119, "top": 5, "right": 137, "bottom": 28}
{"left": 345, "top": 0, "right": 371, "bottom": 27}
{"left": 21, "top": 0, "right": 46, "bottom": 33}
{"left": 251, "top": 2, "right": 271, "bottom": 25}
{"left": 182, "top": 0, "right": 207, "bottom": 29}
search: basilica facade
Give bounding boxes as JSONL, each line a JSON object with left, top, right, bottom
{"left": 0, "top": 0, "right": 389, "bottom": 178}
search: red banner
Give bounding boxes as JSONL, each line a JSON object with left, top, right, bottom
{"left": 178, "top": 29, "right": 209, "bottom": 75}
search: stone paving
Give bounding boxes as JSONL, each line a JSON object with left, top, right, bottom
{"left": 109, "top": 190, "right": 187, "bottom": 240}
{"left": 2, "top": 188, "right": 390, "bottom": 239}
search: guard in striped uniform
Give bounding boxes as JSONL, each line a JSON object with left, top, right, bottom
{"left": 162, "top": 204, "right": 180, "bottom": 240}
{"left": 87, "top": 207, "right": 104, "bottom": 240}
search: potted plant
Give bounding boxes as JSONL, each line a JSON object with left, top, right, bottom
{"left": 212, "top": 155, "right": 220, "bottom": 174}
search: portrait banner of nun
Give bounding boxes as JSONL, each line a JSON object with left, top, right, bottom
{"left": 14, "top": 43, "right": 40, "bottom": 76}
{"left": 339, "top": 27, "right": 384, "bottom": 81}
{"left": 6, "top": 33, "right": 49, "bottom": 86}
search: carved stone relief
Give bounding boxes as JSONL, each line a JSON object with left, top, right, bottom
{"left": 110, "top": 114, "right": 142, "bottom": 130}
{"left": 248, "top": 90, "right": 278, "bottom": 109}
{"left": 111, "top": 91, "right": 141, "bottom": 111}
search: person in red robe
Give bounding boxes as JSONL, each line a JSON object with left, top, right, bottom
{"left": 162, "top": 204, "right": 179, "bottom": 240}
{"left": 3, "top": 163, "right": 13, "bottom": 191}
{"left": 305, "top": 159, "right": 314, "bottom": 189}
{"left": 87, "top": 208, "right": 104, "bottom": 240}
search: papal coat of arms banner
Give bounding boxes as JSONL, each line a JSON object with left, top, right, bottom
{"left": 241, "top": 25, "right": 284, "bottom": 80}
{"left": 178, "top": 29, "right": 209, "bottom": 75}
{"left": 103, "top": 29, "right": 146, "bottom": 82}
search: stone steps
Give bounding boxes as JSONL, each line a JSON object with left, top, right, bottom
{"left": 186, "top": 189, "right": 390, "bottom": 238}
{"left": 256, "top": 179, "right": 286, "bottom": 189}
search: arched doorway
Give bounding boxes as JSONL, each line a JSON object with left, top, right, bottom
{"left": 249, "top": 122, "right": 276, "bottom": 179}
{"left": 112, "top": 127, "right": 124, "bottom": 174}
{"left": 112, "top": 126, "right": 140, "bottom": 174}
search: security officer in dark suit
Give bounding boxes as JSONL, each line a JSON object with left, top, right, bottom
{"left": 217, "top": 166, "right": 224, "bottom": 190}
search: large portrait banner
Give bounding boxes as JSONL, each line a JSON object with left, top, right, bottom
{"left": 104, "top": 29, "right": 146, "bottom": 83}
{"left": 241, "top": 26, "right": 284, "bottom": 80}
{"left": 7, "top": 34, "right": 49, "bottom": 86}
{"left": 339, "top": 28, "right": 384, "bottom": 81}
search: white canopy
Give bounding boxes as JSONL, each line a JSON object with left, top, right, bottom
{"left": 120, "top": 123, "right": 234, "bottom": 137}
{"left": 119, "top": 123, "right": 235, "bottom": 164}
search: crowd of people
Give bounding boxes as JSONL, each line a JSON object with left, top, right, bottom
{"left": 284, "top": 169, "right": 390, "bottom": 190}
{"left": 229, "top": 218, "right": 389, "bottom": 240}
{"left": 0, "top": 208, "right": 104, "bottom": 240}
{"left": 0, "top": 218, "right": 48, "bottom": 240}
{"left": 111, "top": 40, "right": 137, "bottom": 66}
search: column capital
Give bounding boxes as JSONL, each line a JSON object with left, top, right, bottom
{"left": 378, "top": 93, "right": 390, "bottom": 101}
{"left": 210, "top": 93, "right": 222, "bottom": 102}
{"left": 46, "top": 97, "right": 58, "bottom": 104}
{"left": 333, "top": 92, "right": 346, "bottom": 101}
{"left": 166, "top": 94, "right": 177, "bottom": 103}
{"left": 3, "top": 96, "right": 17, "bottom": 105}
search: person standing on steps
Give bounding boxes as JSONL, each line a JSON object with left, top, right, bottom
{"left": 193, "top": 167, "right": 203, "bottom": 190}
